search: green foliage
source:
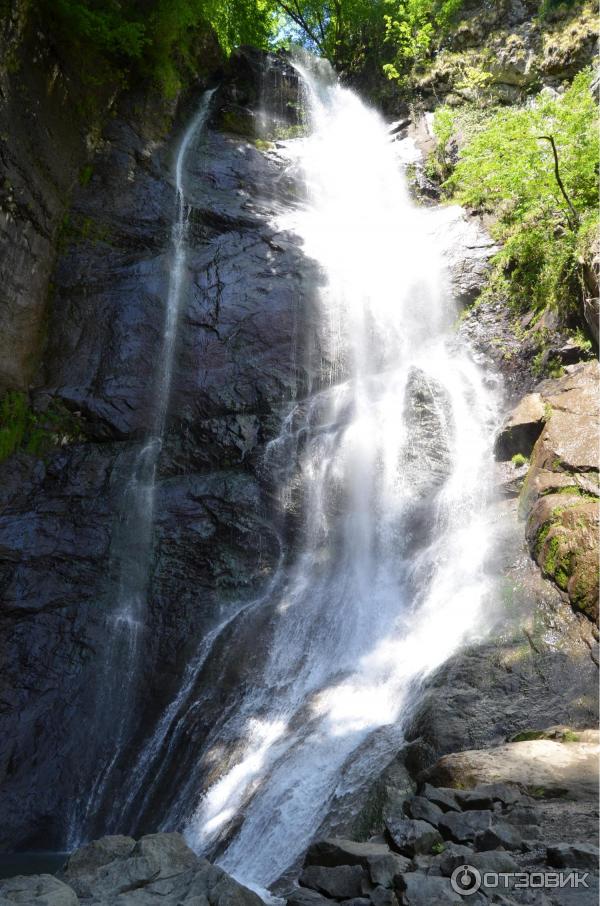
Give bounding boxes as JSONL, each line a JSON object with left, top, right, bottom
{"left": 382, "top": 0, "right": 463, "bottom": 83}
{"left": 51, "top": 0, "right": 147, "bottom": 59}
{"left": 0, "top": 392, "right": 84, "bottom": 464}
{"left": 538, "top": 0, "right": 580, "bottom": 18}
{"left": 511, "top": 453, "right": 529, "bottom": 468}
{"left": 37, "top": 0, "right": 280, "bottom": 96}
{"left": 511, "top": 729, "right": 546, "bottom": 742}
{"left": 445, "top": 69, "right": 599, "bottom": 319}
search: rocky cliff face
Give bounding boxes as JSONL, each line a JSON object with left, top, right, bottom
{"left": 0, "top": 46, "right": 317, "bottom": 849}
{"left": 413, "top": 0, "right": 598, "bottom": 104}
{"left": 0, "top": 1, "right": 120, "bottom": 393}
{"left": 496, "top": 361, "right": 599, "bottom": 621}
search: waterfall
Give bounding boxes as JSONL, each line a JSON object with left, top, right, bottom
{"left": 179, "top": 65, "right": 499, "bottom": 887}
{"left": 67, "top": 88, "right": 216, "bottom": 846}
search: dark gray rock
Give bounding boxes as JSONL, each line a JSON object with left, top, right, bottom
{"left": 438, "top": 843, "right": 474, "bottom": 876}
{"left": 401, "top": 368, "right": 454, "bottom": 499}
{"left": 299, "top": 865, "right": 368, "bottom": 901}
{"left": 370, "top": 887, "right": 398, "bottom": 906}
{"left": 474, "top": 821, "right": 523, "bottom": 852}
{"left": 547, "top": 842, "right": 600, "bottom": 869}
{"left": 6, "top": 832, "right": 262, "bottom": 906}
{"left": 438, "top": 810, "right": 493, "bottom": 844}
{"left": 456, "top": 783, "right": 521, "bottom": 810}
{"left": 287, "top": 888, "right": 334, "bottom": 906}
{"left": 396, "top": 872, "right": 461, "bottom": 905}
{"left": 404, "top": 796, "right": 444, "bottom": 826}
{"left": 0, "top": 874, "right": 78, "bottom": 905}
{"left": 494, "top": 393, "right": 547, "bottom": 460}
{"left": 503, "top": 806, "right": 540, "bottom": 826}
{"left": 304, "top": 839, "right": 391, "bottom": 870}
{"left": 286, "top": 887, "right": 334, "bottom": 906}
{"left": 384, "top": 816, "right": 442, "bottom": 857}
{"left": 61, "top": 835, "right": 136, "bottom": 895}
{"left": 367, "top": 852, "right": 411, "bottom": 888}
{"left": 420, "top": 784, "right": 460, "bottom": 813}
{"left": 443, "top": 848, "right": 519, "bottom": 876}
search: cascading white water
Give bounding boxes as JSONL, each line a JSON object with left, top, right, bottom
{"left": 68, "top": 89, "right": 216, "bottom": 846}
{"left": 182, "top": 66, "right": 500, "bottom": 887}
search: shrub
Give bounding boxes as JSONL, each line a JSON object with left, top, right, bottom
{"left": 445, "top": 69, "right": 599, "bottom": 320}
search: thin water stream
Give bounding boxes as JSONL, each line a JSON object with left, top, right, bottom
{"left": 67, "top": 89, "right": 216, "bottom": 847}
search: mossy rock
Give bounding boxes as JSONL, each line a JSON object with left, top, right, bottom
{"left": 530, "top": 499, "right": 599, "bottom": 622}
{"left": 217, "top": 105, "right": 257, "bottom": 138}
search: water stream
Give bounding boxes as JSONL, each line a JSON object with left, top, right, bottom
{"left": 178, "top": 64, "right": 500, "bottom": 887}
{"left": 67, "top": 89, "right": 216, "bottom": 846}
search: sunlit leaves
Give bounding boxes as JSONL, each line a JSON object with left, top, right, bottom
{"left": 446, "top": 69, "right": 599, "bottom": 314}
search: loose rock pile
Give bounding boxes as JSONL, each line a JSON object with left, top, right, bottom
{"left": 286, "top": 781, "right": 599, "bottom": 906}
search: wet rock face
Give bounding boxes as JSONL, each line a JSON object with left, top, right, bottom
{"left": 0, "top": 55, "right": 318, "bottom": 849}
{"left": 214, "top": 46, "right": 303, "bottom": 139}
{"left": 0, "top": 4, "right": 95, "bottom": 392}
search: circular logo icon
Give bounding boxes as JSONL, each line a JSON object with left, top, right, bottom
{"left": 450, "top": 864, "right": 482, "bottom": 896}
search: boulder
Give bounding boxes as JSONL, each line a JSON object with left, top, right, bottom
{"left": 299, "top": 865, "right": 368, "bottom": 901}
{"left": 438, "top": 810, "right": 493, "bottom": 844}
{"left": 546, "top": 842, "right": 600, "bottom": 869}
{"left": 286, "top": 888, "right": 333, "bottom": 906}
{"left": 420, "top": 784, "right": 460, "bottom": 813}
{"left": 422, "top": 739, "right": 599, "bottom": 802}
{"left": 404, "top": 796, "right": 443, "bottom": 826}
{"left": 370, "top": 888, "right": 399, "bottom": 906}
{"left": 494, "top": 392, "right": 546, "bottom": 460}
{"left": 366, "top": 852, "right": 411, "bottom": 889}
{"left": 395, "top": 872, "right": 461, "bottom": 906}
{"left": 474, "top": 821, "right": 523, "bottom": 852}
{"left": 62, "top": 831, "right": 199, "bottom": 899}
{"left": 57, "top": 832, "right": 262, "bottom": 905}
{"left": 0, "top": 875, "right": 78, "bottom": 905}
{"left": 383, "top": 816, "right": 442, "bottom": 857}
{"left": 438, "top": 843, "right": 475, "bottom": 876}
{"left": 441, "top": 848, "right": 519, "bottom": 876}
{"left": 61, "top": 835, "right": 135, "bottom": 880}
{"left": 304, "top": 839, "right": 390, "bottom": 870}
{"left": 455, "top": 783, "right": 521, "bottom": 810}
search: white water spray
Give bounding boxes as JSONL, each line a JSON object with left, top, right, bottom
{"left": 181, "top": 68, "right": 499, "bottom": 886}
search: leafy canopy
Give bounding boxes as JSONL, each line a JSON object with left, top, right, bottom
{"left": 382, "top": 0, "right": 463, "bottom": 82}
{"left": 274, "top": 0, "right": 388, "bottom": 73}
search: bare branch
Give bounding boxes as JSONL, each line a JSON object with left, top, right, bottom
{"left": 275, "top": 0, "right": 326, "bottom": 55}
{"left": 538, "top": 134, "right": 580, "bottom": 230}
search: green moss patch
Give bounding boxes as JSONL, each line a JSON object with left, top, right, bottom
{"left": 0, "top": 391, "right": 85, "bottom": 464}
